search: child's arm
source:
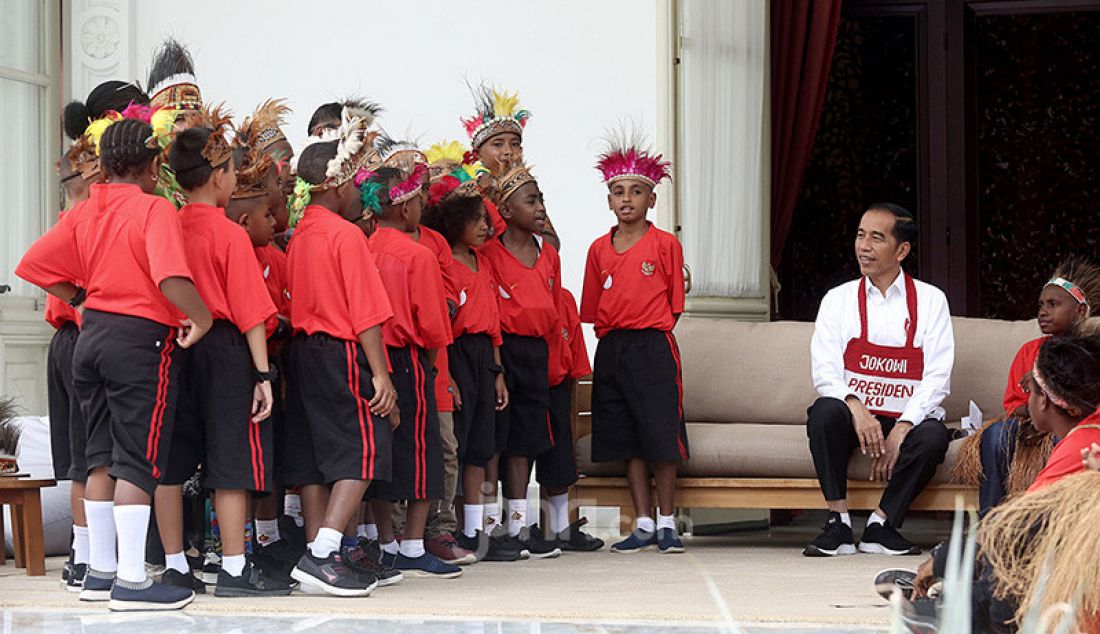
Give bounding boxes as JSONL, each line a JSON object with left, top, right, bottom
{"left": 243, "top": 323, "right": 273, "bottom": 423}
{"left": 159, "top": 277, "right": 213, "bottom": 348}
{"left": 493, "top": 346, "right": 509, "bottom": 411}
{"left": 358, "top": 325, "right": 397, "bottom": 420}
{"left": 578, "top": 242, "right": 602, "bottom": 324}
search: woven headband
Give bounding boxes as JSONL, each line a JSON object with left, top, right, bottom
{"left": 1046, "top": 277, "right": 1089, "bottom": 308}
{"left": 1032, "top": 363, "right": 1072, "bottom": 411}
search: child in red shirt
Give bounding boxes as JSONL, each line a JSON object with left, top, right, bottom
{"left": 478, "top": 159, "right": 563, "bottom": 558}
{"left": 357, "top": 164, "right": 461, "bottom": 579}
{"left": 160, "top": 113, "right": 286, "bottom": 597}
{"left": 17, "top": 117, "right": 212, "bottom": 611}
{"left": 284, "top": 111, "right": 397, "bottom": 597}
{"left": 580, "top": 134, "right": 687, "bottom": 554}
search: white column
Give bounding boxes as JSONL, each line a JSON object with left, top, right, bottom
{"left": 67, "top": 0, "right": 134, "bottom": 101}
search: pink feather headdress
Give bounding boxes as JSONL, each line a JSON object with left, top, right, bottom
{"left": 595, "top": 127, "right": 671, "bottom": 188}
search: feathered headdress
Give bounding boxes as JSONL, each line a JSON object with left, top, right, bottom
{"left": 374, "top": 130, "right": 427, "bottom": 172}
{"left": 461, "top": 83, "right": 531, "bottom": 149}
{"left": 83, "top": 101, "right": 161, "bottom": 155}
{"left": 147, "top": 38, "right": 202, "bottom": 111}
{"left": 308, "top": 105, "right": 376, "bottom": 192}
{"left": 595, "top": 125, "right": 671, "bottom": 188}
{"left": 232, "top": 100, "right": 285, "bottom": 199}
{"left": 65, "top": 135, "right": 102, "bottom": 181}
{"left": 354, "top": 162, "right": 429, "bottom": 215}
{"left": 424, "top": 140, "right": 481, "bottom": 206}
{"left": 178, "top": 102, "right": 235, "bottom": 167}
{"left": 488, "top": 158, "right": 537, "bottom": 207}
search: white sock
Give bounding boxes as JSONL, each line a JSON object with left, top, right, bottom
{"left": 463, "top": 504, "right": 484, "bottom": 538}
{"left": 284, "top": 492, "right": 304, "bottom": 527}
{"left": 838, "top": 512, "right": 852, "bottom": 527}
{"left": 657, "top": 513, "right": 676, "bottom": 531}
{"left": 364, "top": 523, "right": 379, "bottom": 540}
{"left": 636, "top": 516, "right": 656, "bottom": 533}
{"left": 222, "top": 553, "right": 246, "bottom": 577}
{"left": 355, "top": 523, "right": 368, "bottom": 539}
{"left": 867, "top": 512, "right": 887, "bottom": 527}
{"left": 255, "top": 519, "right": 281, "bottom": 546}
{"left": 72, "top": 525, "right": 90, "bottom": 565}
{"left": 309, "top": 527, "right": 342, "bottom": 559}
{"left": 164, "top": 551, "right": 188, "bottom": 574}
{"left": 380, "top": 540, "right": 399, "bottom": 555}
{"left": 507, "top": 499, "right": 527, "bottom": 537}
{"left": 399, "top": 538, "right": 425, "bottom": 558}
{"left": 113, "top": 504, "right": 150, "bottom": 583}
{"left": 84, "top": 500, "right": 117, "bottom": 573}
{"left": 484, "top": 502, "right": 501, "bottom": 532}
{"left": 548, "top": 494, "right": 570, "bottom": 534}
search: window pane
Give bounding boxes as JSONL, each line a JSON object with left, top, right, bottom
{"left": 0, "top": 78, "right": 45, "bottom": 297}
{"left": 0, "top": 0, "right": 42, "bottom": 74}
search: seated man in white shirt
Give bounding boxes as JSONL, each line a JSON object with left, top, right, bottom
{"left": 804, "top": 203, "right": 954, "bottom": 558}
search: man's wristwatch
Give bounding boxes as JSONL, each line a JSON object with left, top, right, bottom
{"left": 68, "top": 287, "right": 86, "bottom": 308}
{"left": 488, "top": 362, "right": 504, "bottom": 375}
{"left": 253, "top": 367, "right": 278, "bottom": 383}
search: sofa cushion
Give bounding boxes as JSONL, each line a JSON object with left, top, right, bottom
{"left": 675, "top": 316, "right": 1039, "bottom": 426}
{"left": 577, "top": 422, "right": 964, "bottom": 485}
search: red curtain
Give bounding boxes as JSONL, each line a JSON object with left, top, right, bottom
{"left": 770, "top": 0, "right": 843, "bottom": 270}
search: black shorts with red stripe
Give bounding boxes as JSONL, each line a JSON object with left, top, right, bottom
{"left": 367, "top": 346, "right": 443, "bottom": 501}
{"left": 162, "top": 321, "right": 272, "bottom": 492}
{"left": 534, "top": 380, "right": 579, "bottom": 489}
{"left": 72, "top": 310, "right": 183, "bottom": 496}
{"left": 591, "top": 329, "right": 690, "bottom": 463}
{"left": 284, "top": 332, "right": 392, "bottom": 485}
{"left": 496, "top": 333, "right": 553, "bottom": 458}
{"left": 448, "top": 333, "right": 497, "bottom": 468}
{"left": 47, "top": 321, "right": 87, "bottom": 482}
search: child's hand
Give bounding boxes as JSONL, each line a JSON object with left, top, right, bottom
{"left": 370, "top": 374, "right": 397, "bottom": 418}
{"left": 252, "top": 380, "right": 273, "bottom": 423}
{"left": 176, "top": 318, "right": 210, "bottom": 348}
{"left": 495, "top": 374, "right": 509, "bottom": 411}
{"left": 450, "top": 379, "right": 462, "bottom": 411}
{"left": 389, "top": 404, "right": 401, "bottom": 430}
{"left": 1081, "top": 442, "right": 1100, "bottom": 471}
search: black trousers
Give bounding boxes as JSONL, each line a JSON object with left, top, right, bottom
{"left": 805, "top": 397, "right": 950, "bottom": 527}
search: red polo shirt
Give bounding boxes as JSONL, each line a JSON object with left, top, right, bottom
{"left": 42, "top": 211, "right": 81, "bottom": 329}
{"left": 287, "top": 205, "right": 392, "bottom": 341}
{"left": 179, "top": 203, "right": 275, "bottom": 334}
{"left": 580, "top": 223, "right": 685, "bottom": 338}
{"left": 255, "top": 244, "right": 290, "bottom": 317}
{"left": 442, "top": 249, "right": 503, "bottom": 346}
{"left": 369, "top": 227, "right": 452, "bottom": 351}
{"left": 1028, "top": 414, "right": 1100, "bottom": 492}
{"left": 549, "top": 288, "right": 591, "bottom": 386}
{"left": 1003, "top": 336, "right": 1046, "bottom": 413}
{"left": 415, "top": 225, "right": 457, "bottom": 412}
{"left": 483, "top": 198, "right": 508, "bottom": 237}
{"left": 479, "top": 233, "right": 561, "bottom": 339}
{"left": 16, "top": 183, "right": 192, "bottom": 327}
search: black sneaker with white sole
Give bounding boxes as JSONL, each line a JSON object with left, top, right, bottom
{"left": 214, "top": 560, "right": 294, "bottom": 597}
{"left": 517, "top": 526, "right": 562, "bottom": 559}
{"left": 62, "top": 562, "right": 87, "bottom": 592}
{"left": 340, "top": 544, "right": 401, "bottom": 587}
{"left": 161, "top": 568, "right": 206, "bottom": 594}
{"left": 108, "top": 577, "right": 195, "bottom": 612}
{"left": 290, "top": 551, "right": 376, "bottom": 597}
{"left": 802, "top": 512, "right": 856, "bottom": 557}
{"left": 874, "top": 568, "right": 917, "bottom": 601}
{"left": 555, "top": 518, "right": 605, "bottom": 552}
{"left": 79, "top": 569, "right": 115, "bottom": 602}
{"left": 859, "top": 522, "right": 922, "bottom": 556}
{"left": 454, "top": 530, "right": 521, "bottom": 562}
{"left": 201, "top": 551, "right": 222, "bottom": 585}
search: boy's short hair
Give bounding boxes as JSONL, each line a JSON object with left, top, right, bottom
{"left": 307, "top": 102, "right": 341, "bottom": 137}
{"left": 167, "top": 127, "right": 223, "bottom": 191}
{"left": 297, "top": 141, "right": 338, "bottom": 185}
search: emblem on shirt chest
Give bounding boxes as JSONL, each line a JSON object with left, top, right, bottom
{"left": 548, "top": 276, "right": 555, "bottom": 290}
{"left": 263, "top": 265, "right": 271, "bottom": 279}
{"left": 459, "top": 289, "right": 468, "bottom": 306}
{"left": 561, "top": 326, "right": 570, "bottom": 341}
{"left": 641, "top": 261, "right": 656, "bottom": 276}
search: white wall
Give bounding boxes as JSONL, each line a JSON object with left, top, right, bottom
{"left": 127, "top": 0, "right": 659, "bottom": 313}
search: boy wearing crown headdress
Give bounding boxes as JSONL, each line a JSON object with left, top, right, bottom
{"left": 580, "top": 131, "right": 688, "bottom": 554}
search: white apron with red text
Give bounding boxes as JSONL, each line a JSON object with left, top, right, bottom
{"left": 842, "top": 274, "right": 924, "bottom": 418}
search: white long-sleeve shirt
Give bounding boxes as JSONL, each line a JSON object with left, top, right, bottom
{"left": 811, "top": 272, "right": 955, "bottom": 425}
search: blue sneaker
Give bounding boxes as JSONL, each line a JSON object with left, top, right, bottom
{"left": 108, "top": 578, "right": 195, "bottom": 612}
{"left": 79, "top": 569, "right": 115, "bottom": 602}
{"left": 657, "top": 528, "right": 685, "bottom": 554}
{"left": 610, "top": 529, "right": 657, "bottom": 553}
{"left": 394, "top": 552, "right": 463, "bottom": 579}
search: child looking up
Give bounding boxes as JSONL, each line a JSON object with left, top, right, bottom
{"left": 580, "top": 131, "right": 687, "bottom": 554}
{"left": 17, "top": 116, "right": 212, "bottom": 611}
{"left": 359, "top": 164, "right": 462, "bottom": 579}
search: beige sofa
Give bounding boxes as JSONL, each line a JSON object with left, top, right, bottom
{"left": 572, "top": 316, "right": 1040, "bottom": 529}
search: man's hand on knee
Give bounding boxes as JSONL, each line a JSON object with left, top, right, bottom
{"left": 879, "top": 422, "right": 913, "bottom": 480}
{"left": 846, "top": 396, "right": 884, "bottom": 458}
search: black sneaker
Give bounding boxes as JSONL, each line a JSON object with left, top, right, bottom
{"left": 62, "top": 562, "right": 87, "bottom": 592}
{"left": 554, "top": 518, "right": 605, "bottom": 552}
{"left": 160, "top": 568, "right": 206, "bottom": 594}
{"left": 657, "top": 527, "right": 685, "bottom": 554}
{"left": 252, "top": 540, "right": 301, "bottom": 584}
{"left": 279, "top": 514, "right": 308, "bottom": 553}
{"left": 200, "top": 551, "right": 221, "bottom": 585}
{"left": 517, "top": 525, "right": 561, "bottom": 559}
{"left": 874, "top": 568, "right": 917, "bottom": 601}
{"left": 454, "top": 530, "right": 521, "bottom": 562}
{"left": 290, "top": 551, "right": 376, "bottom": 597}
{"left": 108, "top": 578, "right": 194, "bottom": 612}
{"left": 859, "top": 522, "right": 922, "bottom": 556}
{"left": 341, "top": 544, "right": 402, "bottom": 587}
{"left": 488, "top": 526, "right": 530, "bottom": 560}
{"left": 79, "top": 569, "right": 115, "bottom": 602}
{"left": 214, "top": 560, "right": 294, "bottom": 597}
{"left": 803, "top": 512, "right": 857, "bottom": 557}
